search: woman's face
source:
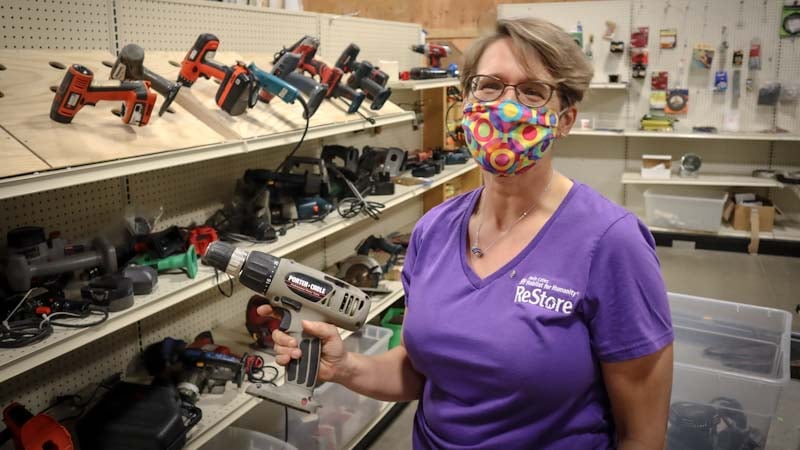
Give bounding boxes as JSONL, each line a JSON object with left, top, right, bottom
{"left": 472, "top": 37, "right": 564, "bottom": 113}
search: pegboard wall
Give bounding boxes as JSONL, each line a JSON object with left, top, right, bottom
{"left": 499, "top": 0, "right": 800, "bottom": 133}
{"left": 0, "top": 0, "right": 115, "bottom": 51}
{"left": 498, "top": 0, "right": 632, "bottom": 85}
{"left": 319, "top": 14, "right": 422, "bottom": 71}
{"left": 112, "top": 0, "right": 320, "bottom": 53}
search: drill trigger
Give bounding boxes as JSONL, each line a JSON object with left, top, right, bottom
{"left": 274, "top": 306, "right": 292, "bottom": 331}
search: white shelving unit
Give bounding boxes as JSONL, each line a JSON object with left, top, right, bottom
{"left": 566, "top": 129, "right": 800, "bottom": 142}
{"left": 183, "top": 281, "right": 405, "bottom": 449}
{"left": 388, "top": 78, "right": 460, "bottom": 91}
{"left": 621, "top": 172, "right": 783, "bottom": 188}
{"left": 588, "top": 82, "right": 628, "bottom": 90}
{"left": 0, "top": 162, "right": 475, "bottom": 384}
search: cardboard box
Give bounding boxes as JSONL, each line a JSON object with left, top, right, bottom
{"left": 641, "top": 154, "right": 672, "bottom": 179}
{"left": 729, "top": 198, "right": 776, "bottom": 232}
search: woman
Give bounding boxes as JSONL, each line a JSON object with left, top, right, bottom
{"left": 261, "top": 17, "right": 674, "bottom": 449}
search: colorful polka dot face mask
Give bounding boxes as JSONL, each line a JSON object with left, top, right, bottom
{"left": 461, "top": 100, "right": 560, "bottom": 176}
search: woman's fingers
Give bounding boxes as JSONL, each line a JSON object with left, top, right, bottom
{"left": 256, "top": 305, "right": 274, "bottom": 317}
{"left": 271, "top": 329, "right": 295, "bottom": 347}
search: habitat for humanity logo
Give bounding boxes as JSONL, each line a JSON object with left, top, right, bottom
{"left": 514, "top": 275, "right": 579, "bottom": 315}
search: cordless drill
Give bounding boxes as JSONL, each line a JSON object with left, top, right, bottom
{"left": 411, "top": 43, "right": 451, "bottom": 68}
{"left": 202, "top": 241, "right": 371, "bottom": 413}
{"left": 260, "top": 51, "right": 327, "bottom": 119}
{"left": 346, "top": 60, "right": 392, "bottom": 110}
{"left": 284, "top": 36, "right": 366, "bottom": 113}
{"left": 1, "top": 403, "right": 73, "bottom": 450}
{"left": 178, "top": 33, "right": 259, "bottom": 116}
{"left": 50, "top": 64, "right": 156, "bottom": 126}
{"left": 110, "top": 43, "right": 181, "bottom": 116}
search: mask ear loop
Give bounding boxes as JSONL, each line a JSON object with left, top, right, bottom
{"left": 555, "top": 107, "right": 570, "bottom": 138}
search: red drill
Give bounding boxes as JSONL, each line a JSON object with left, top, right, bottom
{"left": 50, "top": 64, "right": 156, "bottom": 126}
{"left": 411, "top": 43, "right": 451, "bottom": 68}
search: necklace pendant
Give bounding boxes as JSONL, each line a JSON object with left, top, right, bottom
{"left": 470, "top": 246, "right": 484, "bottom": 257}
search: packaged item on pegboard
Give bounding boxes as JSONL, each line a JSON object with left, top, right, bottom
{"left": 649, "top": 91, "right": 667, "bottom": 110}
{"left": 631, "top": 27, "right": 649, "bottom": 48}
{"left": 749, "top": 38, "right": 761, "bottom": 70}
{"left": 780, "top": 3, "right": 800, "bottom": 38}
{"left": 692, "top": 44, "right": 715, "bottom": 69}
{"left": 714, "top": 71, "right": 728, "bottom": 92}
{"left": 733, "top": 50, "right": 744, "bottom": 67}
{"left": 780, "top": 81, "right": 800, "bottom": 104}
{"left": 631, "top": 49, "right": 648, "bottom": 79}
{"left": 665, "top": 89, "right": 689, "bottom": 115}
{"left": 651, "top": 72, "right": 668, "bottom": 90}
{"left": 757, "top": 81, "right": 782, "bottom": 106}
{"left": 659, "top": 29, "right": 677, "bottom": 49}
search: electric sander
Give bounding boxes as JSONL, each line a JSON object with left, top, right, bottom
{"left": 202, "top": 241, "right": 371, "bottom": 413}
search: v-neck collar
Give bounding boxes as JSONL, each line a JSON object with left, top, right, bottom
{"left": 459, "top": 181, "right": 581, "bottom": 289}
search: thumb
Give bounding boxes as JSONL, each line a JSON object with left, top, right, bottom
{"left": 301, "top": 320, "right": 339, "bottom": 342}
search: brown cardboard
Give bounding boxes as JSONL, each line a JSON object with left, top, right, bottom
{"left": 731, "top": 202, "right": 775, "bottom": 232}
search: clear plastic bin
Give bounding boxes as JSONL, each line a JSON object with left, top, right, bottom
{"left": 233, "top": 325, "right": 393, "bottom": 450}
{"left": 200, "top": 426, "right": 297, "bottom": 450}
{"left": 644, "top": 187, "right": 728, "bottom": 232}
{"left": 667, "top": 293, "right": 792, "bottom": 449}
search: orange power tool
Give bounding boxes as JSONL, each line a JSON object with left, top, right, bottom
{"left": 50, "top": 64, "right": 156, "bottom": 126}
{"left": 0, "top": 403, "right": 74, "bottom": 450}
{"left": 178, "top": 33, "right": 259, "bottom": 116}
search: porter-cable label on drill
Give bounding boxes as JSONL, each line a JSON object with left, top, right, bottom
{"left": 285, "top": 273, "right": 331, "bottom": 302}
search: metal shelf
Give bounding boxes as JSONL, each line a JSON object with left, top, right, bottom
{"left": 388, "top": 78, "right": 460, "bottom": 91}
{"left": 0, "top": 111, "right": 414, "bottom": 201}
{"left": 184, "top": 281, "right": 405, "bottom": 450}
{"left": 565, "top": 129, "right": 800, "bottom": 141}
{"left": 0, "top": 163, "right": 475, "bottom": 383}
{"left": 633, "top": 210, "right": 800, "bottom": 243}
{"left": 588, "top": 82, "right": 629, "bottom": 90}
{"left": 621, "top": 172, "right": 783, "bottom": 188}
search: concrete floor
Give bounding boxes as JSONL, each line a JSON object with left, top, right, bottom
{"left": 369, "top": 247, "right": 800, "bottom": 450}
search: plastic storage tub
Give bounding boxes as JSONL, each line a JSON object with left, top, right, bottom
{"left": 644, "top": 187, "right": 728, "bottom": 232}
{"left": 233, "top": 325, "right": 393, "bottom": 450}
{"left": 380, "top": 307, "right": 405, "bottom": 349}
{"left": 667, "top": 293, "right": 792, "bottom": 449}
{"left": 200, "top": 426, "right": 297, "bottom": 450}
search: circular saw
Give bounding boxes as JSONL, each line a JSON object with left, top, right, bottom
{"left": 337, "top": 254, "right": 387, "bottom": 294}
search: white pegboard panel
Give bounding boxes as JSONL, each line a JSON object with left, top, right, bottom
{"left": 324, "top": 195, "right": 423, "bottom": 269}
{"left": 0, "top": 177, "right": 126, "bottom": 251}
{"left": 0, "top": 325, "right": 139, "bottom": 416}
{"left": 318, "top": 14, "right": 421, "bottom": 72}
{"left": 138, "top": 282, "right": 252, "bottom": 349}
{"left": 322, "top": 121, "right": 422, "bottom": 152}
{"left": 0, "top": 0, "right": 114, "bottom": 51}
{"left": 498, "top": 1, "right": 632, "bottom": 85}
{"left": 127, "top": 140, "right": 318, "bottom": 230}
{"left": 628, "top": 0, "right": 782, "bottom": 132}
{"left": 113, "top": 0, "right": 319, "bottom": 53}
{"left": 554, "top": 136, "right": 627, "bottom": 205}
{"left": 776, "top": 37, "right": 800, "bottom": 133}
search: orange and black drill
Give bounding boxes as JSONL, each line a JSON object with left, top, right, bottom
{"left": 50, "top": 64, "right": 156, "bottom": 126}
{"left": 178, "top": 33, "right": 259, "bottom": 116}
{"left": 284, "top": 36, "right": 366, "bottom": 114}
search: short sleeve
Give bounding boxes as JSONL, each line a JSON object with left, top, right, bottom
{"left": 402, "top": 225, "right": 421, "bottom": 309}
{"left": 584, "top": 214, "right": 674, "bottom": 362}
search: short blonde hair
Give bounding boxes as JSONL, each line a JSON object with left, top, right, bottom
{"left": 461, "top": 18, "right": 594, "bottom": 107}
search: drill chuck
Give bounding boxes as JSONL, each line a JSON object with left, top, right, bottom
{"left": 203, "top": 241, "right": 279, "bottom": 295}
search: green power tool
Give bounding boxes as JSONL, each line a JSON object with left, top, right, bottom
{"left": 131, "top": 245, "right": 198, "bottom": 279}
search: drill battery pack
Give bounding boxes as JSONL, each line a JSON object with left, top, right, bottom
{"left": 76, "top": 382, "right": 201, "bottom": 450}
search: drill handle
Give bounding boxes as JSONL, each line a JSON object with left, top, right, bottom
{"left": 285, "top": 72, "right": 327, "bottom": 119}
{"left": 284, "top": 328, "right": 322, "bottom": 391}
{"left": 247, "top": 62, "right": 299, "bottom": 104}
{"left": 332, "top": 83, "right": 365, "bottom": 113}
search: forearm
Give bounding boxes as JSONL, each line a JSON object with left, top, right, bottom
{"left": 618, "top": 439, "right": 663, "bottom": 450}
{"left": 331, "top": 345, "right": 424, "bottom": 402}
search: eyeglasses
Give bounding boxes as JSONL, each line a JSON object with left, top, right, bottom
{"left": 466, "top": 75, "right": 557, "bottom": 108}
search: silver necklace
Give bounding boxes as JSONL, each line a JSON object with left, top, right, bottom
{"left": 470, "top": 170, "right": 555, "bottom": 258}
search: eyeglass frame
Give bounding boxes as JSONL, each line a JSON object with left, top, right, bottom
{"left": 464, "top": 74, "right": 561, "bottom": 108}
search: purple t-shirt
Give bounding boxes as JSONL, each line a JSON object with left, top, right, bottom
{"left": 401, "top": 181, "right": 673, "bottom": 450}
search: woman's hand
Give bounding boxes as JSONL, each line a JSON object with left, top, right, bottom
{"left": 256, "top": 305, "right": 350, "bottom": 383}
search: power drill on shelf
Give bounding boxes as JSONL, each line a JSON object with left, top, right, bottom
{"left": 50, "top": 64, "right": 157, "bottom": 126}
{"left": 283, "top": 36, "right": 366, "bottom": 114}
{"left": 177, "top": 33, "right": 260, "bottom": 116}
{"left": 202, "top": 241, "right": 371, "bottom": 413}
{"left": 261, "top": 51, "right": 327, "bottom": 119}
{"left": 336, "top": 44, "right": 393, "bottom": 110}
{"left": 110, "top": 43, "right": 181, "bottom": 116}
{"left": 411, "top": 43, "right": 451, "bottom": 68}
{"left": 0, "top": 403, "right": 73, "bottom": 450}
